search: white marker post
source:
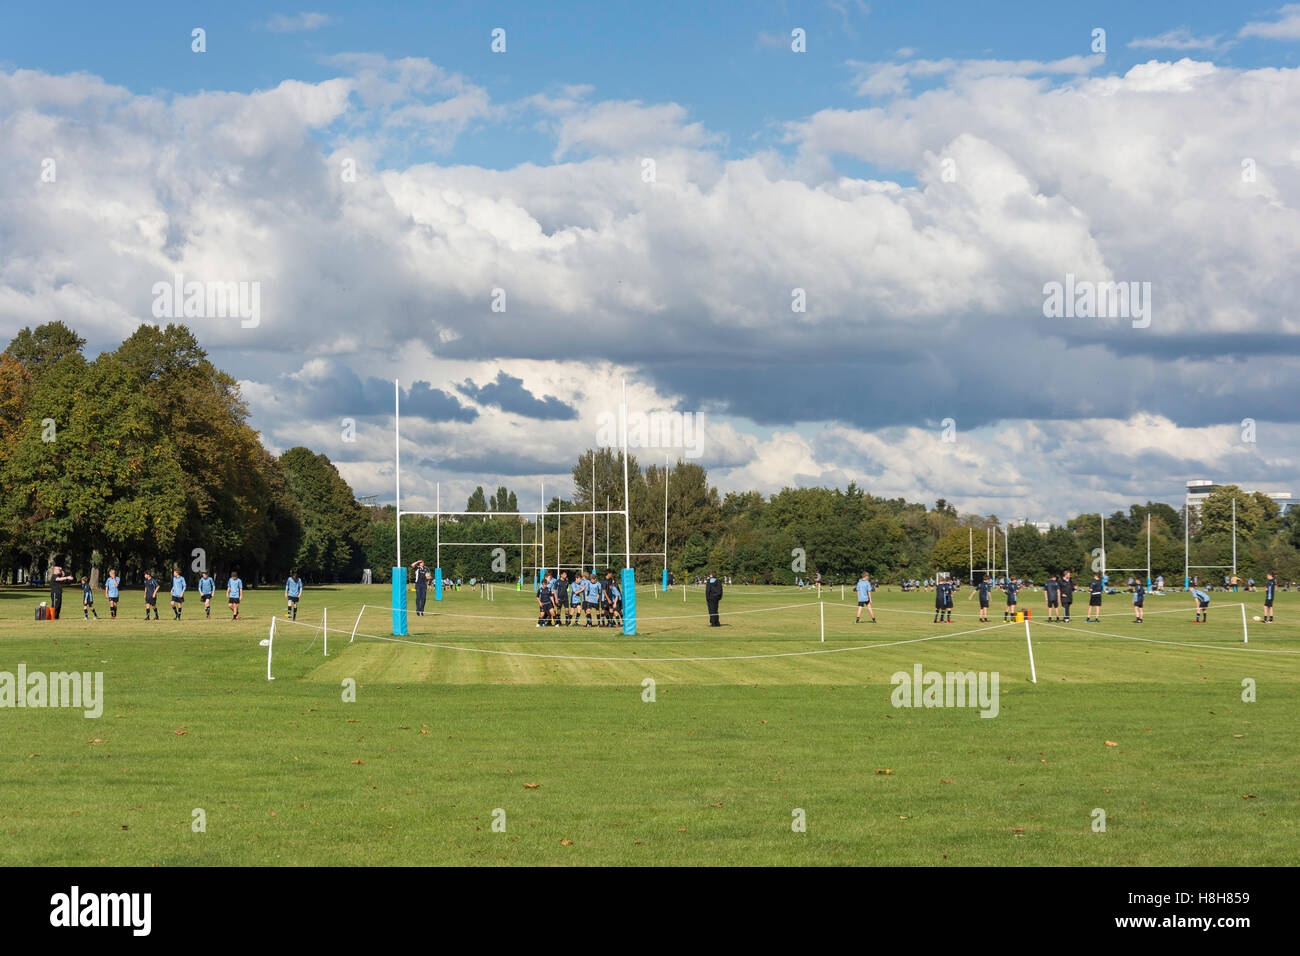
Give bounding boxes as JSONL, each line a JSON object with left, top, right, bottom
{"left": 820, "top": 601, "right": 825, "bottom": 643}
{"left": 267, "top": 617, "right": 276, "bottom": 681}
{"left": 323, "top": 607, "right": 328, "bottom": 656}
{"left": 1241, "top": 602, "right": 1248, "bottom": 644}
{"left": 350, "top": 607, "right": 363, "bottom": 644}
{"left": 1024, "top": 618, "right": 1037, "bottom": 684}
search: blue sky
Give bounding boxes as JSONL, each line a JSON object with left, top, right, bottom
{"left": 4, "top": 1, "right": 1300, "bottom": 521}
{"left": 5, "top": 0, "right": 1291, "bottom": 176}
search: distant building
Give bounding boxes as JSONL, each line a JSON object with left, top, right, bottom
{"left": 1185, "top": 479, "right": 1293, "bottom": 515}
{"left": 1006, "top": 518, "right": 1052, "bottom": 534}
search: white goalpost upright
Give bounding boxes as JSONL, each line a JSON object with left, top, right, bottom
{"left": 970, "top": 526, "right": 1009, "bottom": 583}
{"left": 1100, "top": 513, "right": 1153, "bottom": 589}
{"left": 1185, "top": 496, "right": 1237, "bottom": 591}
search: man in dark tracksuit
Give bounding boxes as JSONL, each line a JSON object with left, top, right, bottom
{"left": 413, "top": 560, "right": 429, "bottom": 616}
{"left": 1264, "top": 572, "right": 1277, "bottom": 623}
{"left": 49, "top": 564, "right": 75, "bottom": 620}
{"left": 705, "top": 572, "right": 723, "bottom": 627}
{"left": 1059, "top": 571, "right": 1075, "bottom": 623}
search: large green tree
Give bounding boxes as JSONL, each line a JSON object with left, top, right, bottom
{"left": 280, "top": 447, "right": 368, "bottom": 582}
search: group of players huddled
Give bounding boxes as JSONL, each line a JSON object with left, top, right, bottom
{"left": 535, "top": 570, "right": 623, "bottom": 627}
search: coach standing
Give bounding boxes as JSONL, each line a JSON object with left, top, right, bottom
{"left": 1059, "top": 570, "right": 1075, "bottom": 623}
{"left": 705, "top": 571, "right": 723, "bottom": 627}
{"left": 49, "top": 562, "right": 75, "bottom": 620}
{"left": 413, "top": 560, "right": 429, "bottom": 616}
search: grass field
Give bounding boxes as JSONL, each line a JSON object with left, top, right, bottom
{"left": 1, "top": 580, "right": 1297, "bottom": 866}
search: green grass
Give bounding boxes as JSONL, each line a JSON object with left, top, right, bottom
{"left": 1, "top": 581, "right": 1297, "bottom": 865}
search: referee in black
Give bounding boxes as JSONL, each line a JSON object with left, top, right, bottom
{"left": 413, "top": 560, "right": 429, "bottom": 616}
{"left": 49, "top": 562, "right": 75, "bottom": 620}
{"left": 705, "top": 571, "right": 723, "bottom": 627}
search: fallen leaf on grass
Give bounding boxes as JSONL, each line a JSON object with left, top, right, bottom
{"left": 523, "top": 783, "right": 540, "bottom": 789}
{"left": 1104, "top": 741, "right": 1118, "bottom": 747}
{"left": 1242, "top": 794, "right": 1256, "bottom": 799}
{"left": 874, "top": 768, "right": 893, "bottom": 774}
{"left": 940, "top": 779, "right": 953, "bottom": 784}
{"left": 351, "top": 759, "right": 364, "bottom": 765}
{"left": 560, "top": 839, "right": 573, "bottom": 846}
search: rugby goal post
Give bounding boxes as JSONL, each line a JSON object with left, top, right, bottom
{"left": 392, "top": 378, "right": 641, "bottom": 636}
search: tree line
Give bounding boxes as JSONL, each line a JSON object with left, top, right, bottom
{"left": 0, "top": 322, "right": 369, "bottom": 587}
{"left": 8, "top": 321, "right": 1296, "bottom": 589}
{"left": 365, "top": 453, "right": 1300, "bottom": 585}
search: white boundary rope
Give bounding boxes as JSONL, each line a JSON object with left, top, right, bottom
{"left": 357, "top": 601, "right": 822, "bottom": 624}
{"left": 1036, "top": 620, "right": 1300, "bottom": 655}
{"left": 341, "top": 619, "right": 1020, "bottom": 663}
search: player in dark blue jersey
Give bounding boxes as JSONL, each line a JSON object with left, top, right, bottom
{"left": 1044, "top": 574, "right": 1061, "bottom": 622}
{"left": 81, "top": 576, "right": 98, "bottom": 620}
{"left": 1131, "top": 579, "right": 1145, "bottom": 623}
{"left": 143, "top": 571, "right": 160, "bottom": 620}
{"left": 536, "top": 573, "right": 555, "bottom": 627}
{"left": 555, "top": 571, "right": 572, "bottom": 626}
{"left": 1002, "top": 578, "right": 1019, "bottom": 622}
{"left": 601, "top": 572, "right": 616, "bottom": 627}
{"left": 968, "top": 575, "right": 992, "bottom": 622}
{"left": 1263, "top": 572, "right": 1276, "bottom": 623}
{"left": 1086, "top": 573, "right": 1103, "bottom": 623}
{"left": 609, "top": 581, "right": 623, "bottom": 628}
{"left": 933, "top": 578, "right": 953, "bottom": 623}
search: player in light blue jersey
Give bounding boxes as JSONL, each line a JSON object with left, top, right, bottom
{"left": 569, "top": 574, "right": 585, "bottom": 626}
{"left": 285, "top": 571, "right": 304, "bottom": 620}
{"left": 227, "top": 571, "right": 244, "bottom": 620}
{"left": 1191, "top": 587, "right": 1210, "bottom": 623}
{"left": 854, "top": 572, "right": 876, "bottom": 623}
{"left": 198, "top": 571, "right": 215, "bottom": 618}
{"left": 104, "top": 568, "right": 120, "bottom": 619}
{"left": 170, "top": 569, "right": 187, "bottom": 620}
